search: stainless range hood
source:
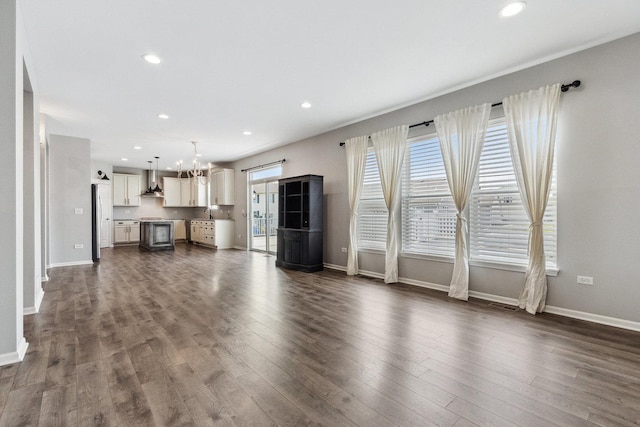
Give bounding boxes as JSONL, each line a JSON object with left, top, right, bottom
{"left": 143, "top": 159, "right": 164, "bottom": 198}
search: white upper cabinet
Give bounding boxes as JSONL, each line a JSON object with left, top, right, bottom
{"left": 113, "top": 174, "right": 141, "bottom": 206}
{"left": 163, "top": 177, "right": 209, "bottom": 207}
{"left": 210, "top": 169, "right": 234, "bottom": 205}
{"left": 163, "top": 177, "right": 182, "bottom": 207}
{"left": 180, "top": 179, "right": 192, "bottom": 206}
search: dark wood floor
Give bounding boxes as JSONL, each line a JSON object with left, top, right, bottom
{"left": 1, "top": 244, "right": 639, "bottom": 426}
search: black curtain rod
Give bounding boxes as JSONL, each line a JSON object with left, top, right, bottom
{"left": 241, "top": 158, "right": 286, "bottom": 173}
{"left": 339, "top": 80, "right": 581, "bottom": 146}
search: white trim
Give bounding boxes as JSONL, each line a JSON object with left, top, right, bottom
{"left": 399, "top": 277, "right": 450, "bottom": 293}
{"left": 41, "top": 274, "right": 49, "bottom": 282}
{"left": 324, "top": 263, "right": 346, "bottom": 272}
{"left": 469, "top": 290, "right": 518, "bottom": 306}
{"left": 324, "top": 263, "right": 640, "bottom": 332}
{"left": 234, "top": 245, "right": 248, "bottom": 251}
{"left": 50, "top": 260, "right": 93, "bottom": 268}
{"left": 543, "top": 305, "right": 640, "bottom": 333}
{"left": 0, "top": 338, "right": 29, "bottom": 367}
{"left": 24, "top": 289, "right": 45, "bottom": 316}
{"left": 356, "top": 268, "right": 385, "bottom": 280}
{"left": 469, "top": 259, "right": 559, "bottom": 277}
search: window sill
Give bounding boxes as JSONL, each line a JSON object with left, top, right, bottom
{"left": 357, "top": 250, "right": 559, "bottom": 277}
{"left": 400, "top": 252, "right": 454, "bottom": 264}
{"left": 469, "top": 259, "right": 558, "bottom": 277}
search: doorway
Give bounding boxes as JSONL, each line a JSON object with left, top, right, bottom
{"left": 248, "top": 166, "right": 281, "bottom": 254}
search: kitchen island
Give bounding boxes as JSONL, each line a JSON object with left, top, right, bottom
{"left": 139, "top": 220, "right": 175, "bottom": 251}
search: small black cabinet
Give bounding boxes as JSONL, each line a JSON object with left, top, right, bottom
{"left": 276, "top": 174, "right": 323, "bottom": 272}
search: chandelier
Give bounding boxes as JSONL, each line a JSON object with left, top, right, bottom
{"left": 177, "top": 141, "right": 212, "bottom": 182}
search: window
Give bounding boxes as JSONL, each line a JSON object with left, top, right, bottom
{"left": 357, "top": 149, "right": 387, "bottom": 251}
{"left": 469, "top": 117, "right": 557, "bottom": 270}
{"left": 357, "top": 117, "right": 557, "bottom": 271}
{"left": 402, "top": 134, "right": 456, "bottom": 257}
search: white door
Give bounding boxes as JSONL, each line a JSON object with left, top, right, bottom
{"left": 97, "top": 183, "right": 112, "bottom": 248}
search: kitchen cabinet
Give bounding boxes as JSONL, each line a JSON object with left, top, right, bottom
{"left": 162, "top": 177, "right": 182, "bottom": 207}
{"left": 173, "top": 220, "right": 186, "bottom": 240}
{"left": 210, "top": 169, "right": 234, "bottom": 205}
{"left": 114, "top": 220, "right": 140, "bottom": 244}
{"left": 189, "top": 219, "right": 234, "bottom": 249}
{"left": 276, "top": 174, "right": 323, "bottom": 272}
{"left": 163, "top": 177, "right": 208, "bottom": 207}
{"left": 113, "top": 174, "right": 141, "bottom": 206}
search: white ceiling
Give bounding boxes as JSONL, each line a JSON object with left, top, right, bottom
{"left": 20, "top": 1, "right": 640, "bottom": 170}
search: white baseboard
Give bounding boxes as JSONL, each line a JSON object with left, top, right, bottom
{"left": 49, "top": 260, "right": 93, "bottom": 268}
{"left": 0, "top": 338, "right": 28, "bottom": 367}
{"left": 234, "top": 245, "right": 248, "bottom": 251}
{"left": 323, "top": 263, "right": 346, "bottom": 272}
{"left": 41, "top": 274, "right": 49, "bottom": 282}
{"left": 24, "top": 289, "right": 45, "bottom": 316}
{"left": 324, "top": 263, "right": 640, "bottom": 332}
{"left": 543, "top": 305, "right": 640, "bottom": 332}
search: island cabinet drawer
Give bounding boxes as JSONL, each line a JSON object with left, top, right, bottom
{"left": 203, "top": 226, "right": 215, "bottom": 236}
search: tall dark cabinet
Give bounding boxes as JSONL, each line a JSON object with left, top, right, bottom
{"left": 276, "top": 174, "right": 323, "bottom": 272}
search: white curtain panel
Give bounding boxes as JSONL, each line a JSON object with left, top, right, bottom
{"left": 435, "top": 103, "right": 492, "bottom": 301}
{"left": 344, "top": 135, "right": 369, "bottom": 276}
{"left": 503, "top": 84, "right": 561, "bottom": 314}
{"left": 371, "top": 125, "right": 409, "bottom": 283}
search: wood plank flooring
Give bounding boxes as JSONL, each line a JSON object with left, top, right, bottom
{"left": 1, "top": 243, "right": 640, "bottom": 426}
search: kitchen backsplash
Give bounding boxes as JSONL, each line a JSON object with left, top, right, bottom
{"left": 113, "top": 197, "right": 234, "bottom": 220}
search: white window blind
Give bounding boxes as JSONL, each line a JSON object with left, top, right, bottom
{"left": 402, "top": 134, "right": 456, "bottom": 257}
{"left": 357, "top": 148, "right": 387, "bottom": 250}
{"left": 470, "top": 118, "right": 557, "bottom": 269}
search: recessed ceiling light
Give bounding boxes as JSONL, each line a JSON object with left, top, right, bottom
{"left": 301, "top": 102, "right": 312, "bottom": 109}
{"left": 121, "top": 158, "right": 128, "bottom": 161}
{"left": 142, "top": 54, "right": 162, "bottom": 64}
{"left": 133, "top": 146, "right": 142, "bottom": 150}
{"left": 499, "top": 1, "right": 526, "bottom": 17}
{"left": 243, "top": 131, "right": 252, "bottom": 136}
{"left": 157, "top": 113, "right": 169, "bottom": 119}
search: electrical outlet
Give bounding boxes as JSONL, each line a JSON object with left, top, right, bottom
{"left": 125, "top": 210, "right": 130, "bottom": 214}
{"left": 238, "top": 234, "right": 242, "bottom": 239}
{"left": 341, "top": 247, "right": 347, "bottom": 253}
{"left": 74, "top": 244, "right": 83, "bottom": 249}
{"left": 577, "top": 275, "right": 594, "bottom": 285}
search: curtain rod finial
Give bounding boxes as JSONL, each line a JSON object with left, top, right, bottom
{"left": 561, "top": 80, "right": 581, "bottom": 92}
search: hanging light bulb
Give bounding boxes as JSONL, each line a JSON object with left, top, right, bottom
{"left": 185, "top": 141, "right": 211, "bottom": 184}
{"left": 188, "top": 141, "right": 204, "bottom": 178}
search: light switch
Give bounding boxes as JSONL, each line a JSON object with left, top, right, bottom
{"left": 74, "top": 208, "right": 83, "bottom": 214}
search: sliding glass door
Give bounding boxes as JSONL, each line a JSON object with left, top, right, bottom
{"left": 249, "top": 166, "right": 281, "bottom": 254}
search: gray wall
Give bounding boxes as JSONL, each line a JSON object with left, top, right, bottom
{"left": 23, "top": 72, "right": 42, "bottom": 313}
{"left": 49, "top": 134, "right": 92, "bottom": 265}
{"left": 0, "top": 0, "right": 24, "bottom": 358}
{"left": 231, "top": 33, "right": 640, "bottom": 323}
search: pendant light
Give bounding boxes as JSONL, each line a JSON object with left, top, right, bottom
{"left": 145, "top": 160, "right": 154, "bottom": 194}
{"left": 153, "top": 156, "right": 162, "bottom": 193}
